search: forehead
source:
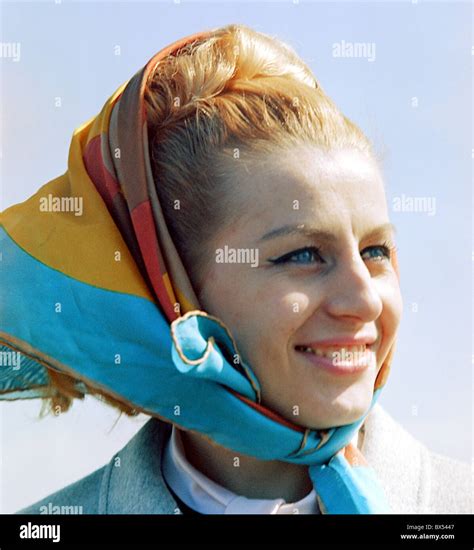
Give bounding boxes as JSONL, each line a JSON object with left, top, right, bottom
{"left": 230, "top": 146, "right": 389, "bottom": 235}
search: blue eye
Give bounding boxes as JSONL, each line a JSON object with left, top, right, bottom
{"left": 270, "top": 242, "right": 394, "bottom": 267}
{"left": 361, "top": 244, "right": 392, "bottom": 262}
{"left": 270, "top": 246, "right": 324, "bottom": 265}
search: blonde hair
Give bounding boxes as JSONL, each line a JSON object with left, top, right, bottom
{"left": 42, "top": 23, "right": 374, "bottom": 417}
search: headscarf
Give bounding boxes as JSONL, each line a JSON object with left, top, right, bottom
{"left": 0, "top": 30, "right": 399, "bottom": 514}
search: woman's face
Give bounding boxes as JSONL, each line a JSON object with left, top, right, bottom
{"left": 195, "top": 145, "right": 402, "bottom": 429}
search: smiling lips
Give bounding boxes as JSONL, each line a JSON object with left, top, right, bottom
{"left": 294, "top": 341, "right": 377, "bottom": 375}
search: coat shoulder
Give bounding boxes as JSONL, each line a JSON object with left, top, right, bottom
{"left": 364, "top": 404, "right": 473, "bottom": 514}
{"left": 15, "top": 418, "right": 175, "bottom": 515}
{"left": 427, "top": 450, "right": 473, "bottom": 514}
{"left": 16, "top": 464, "right": 108, "bottom": 515}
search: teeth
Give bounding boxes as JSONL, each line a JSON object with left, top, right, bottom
{"left": 296, "top": 344, "right": 367, "bottom": 359}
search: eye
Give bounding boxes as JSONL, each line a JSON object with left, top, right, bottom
{"left": 361, "top": 243, "right": 393, "bottom": 262}
{"left": 269, "top": 246, "right": 324, "bottom": 265}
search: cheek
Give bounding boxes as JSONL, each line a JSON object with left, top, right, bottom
{"left": 280, "top": 291, "right": 312, "bottom": 316}
{"left": 269, "top": 291, "right": 313, "bottom": 349}
{"left": 247, "top": 290, "right": 313, "bottom": 358}
{"left": 200, "top": 268, "right": 321, "bottom": 370}
{"left": 383, "top": 280, "right": 403, "bottom": 330}
{"left": 198, "top": 268, "right": 266, "bottom": 357}
{"left": 378, "top": 278, "right": 403, "bottom": 356}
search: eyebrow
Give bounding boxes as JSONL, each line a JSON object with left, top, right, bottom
{"left": 258, "top": 222, "right": 397, "bottom": 244}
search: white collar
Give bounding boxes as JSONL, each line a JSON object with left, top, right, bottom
{"left": 162, "top": 425, "right": 358, "bottom": 514}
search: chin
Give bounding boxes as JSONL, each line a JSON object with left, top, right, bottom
{"left": 300, "top": 390, "right": 373, "bottom": 430}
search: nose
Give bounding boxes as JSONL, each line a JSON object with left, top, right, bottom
{"left": 324, "top": 250, "right": 383, "bottom": 323}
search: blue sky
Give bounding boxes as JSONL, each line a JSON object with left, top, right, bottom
{"left": 0, "top": 1, "right": 472, "bottom": 511}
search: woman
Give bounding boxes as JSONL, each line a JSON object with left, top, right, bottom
{"left": 1, "top": 24, "right": 471, "bottom": 515}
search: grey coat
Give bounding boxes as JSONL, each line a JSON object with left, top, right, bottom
{"left": 17, "top": 404, "right": 473, "bottom": 514}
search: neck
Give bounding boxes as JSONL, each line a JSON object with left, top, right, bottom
{"left": 178, "top": 428, "right": 312, "bottom": 502}
{"left": 177, "top": 425, "right": 365, "bottom": 503}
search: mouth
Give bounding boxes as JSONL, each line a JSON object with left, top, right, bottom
{"left": 294, "top": 343, "right": 377, "bottom": 376}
